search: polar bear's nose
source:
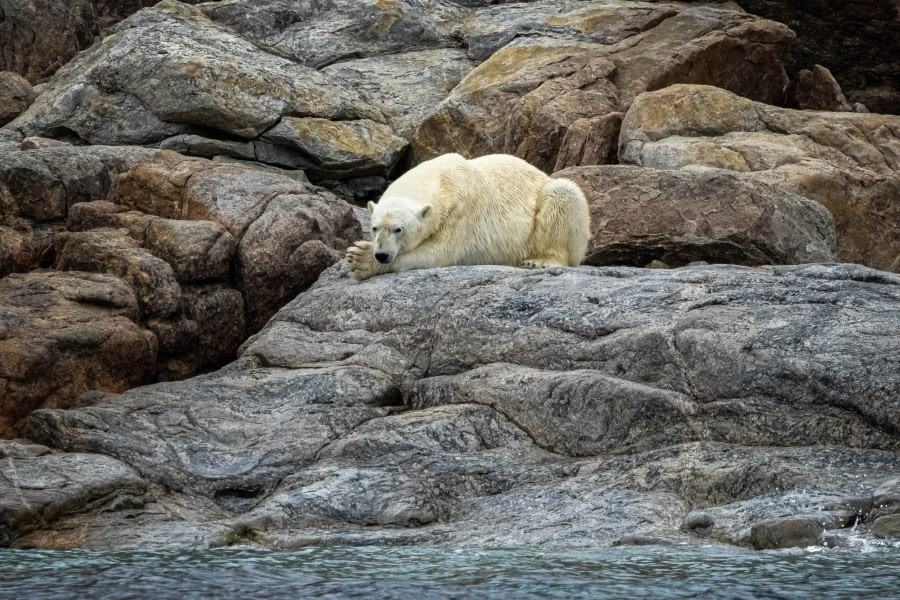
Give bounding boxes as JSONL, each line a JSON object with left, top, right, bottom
{"left": 375, "top": 252, "right": 391, "bottom": 264}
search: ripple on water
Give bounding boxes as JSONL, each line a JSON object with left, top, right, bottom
{"left": 1, "top": 543, "right": 899, "bottom": 599}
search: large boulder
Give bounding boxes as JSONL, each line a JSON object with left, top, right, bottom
{"left": 557, "top": 165, "right": 836, "bottom": 267}
{"left": 8, "top": 263, "right": 898, "bottom": 548}
{"left": 619, "top": 84, "right": 900, "bottom": 271}
{"left": 0, "top": 72, "right": 36, "bottom": 125}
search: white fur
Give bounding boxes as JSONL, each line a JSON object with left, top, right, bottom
{"left": 346, "top": 153, "right": 590, "bottom": 280}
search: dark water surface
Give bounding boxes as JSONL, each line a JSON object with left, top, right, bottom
{"left": 1, "top": 543, "right": 898, "bottom": 599}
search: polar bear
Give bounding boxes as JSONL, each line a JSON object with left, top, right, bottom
{"left": 346, "top": 153, "right": 589, "bottom": 280}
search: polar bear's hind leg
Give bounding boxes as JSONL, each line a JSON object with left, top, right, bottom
{"left": 522, "top": 178, "right": 590, "bottom": 268}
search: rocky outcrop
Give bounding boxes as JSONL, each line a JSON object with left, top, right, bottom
{"left": 794, "top": 65, "right": 854, "bottom": 112}
{"left": 8, "top": 0, "right": 799, "bottom": 185}
{"left": 1, "top": 263, "right": 895, "bottom": 548}
{"left": 411, "top": 3, "right": 794, "bottom": 171}
{"left": 1, "top": 146, "right": 361, "bottom": 435}
{"left": 620, "top": 84, "right": 900, "bottom": 271}
{"left": 557, "top": 165, "right": 836, "bottom": 267}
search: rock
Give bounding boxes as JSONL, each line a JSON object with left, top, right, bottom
{"left": 750, "top": 516, "right": 826, "bottom": 549}
{"left": 0, "top": 1, "right": 156, "bottom": 84}
{"left": 66, "top": 201, "right": 156, "bottom": 244}
{"left": 872, "top": 514, "right": 900, "bottom": 539}
{"left": 619, "top": 84, "right": 900, "bottom": 270}
{"left": 20, "top": 137, "right": 71, "bottom": 150}
{"left": 556, "top": 165, "right": 836, "bottom": 267}
{"left": 795, "top": 65, "right": 853, "bottom": 112}
{"left": 144, "top": 219, "right": 236, "bottom": 283}
{"left": 56, "top": 228, "right": 182, "bottom": 318}
{"left": 412, "top": 4, "right": 794, "bottom": 171}
{"left": 0, "top": 271, "right": 156, "bottom": 437}
{"left": 10, "top": 1, "right": 379, "bottom": 145}
{"left": 236, "top": 191, "right": 361, "bottom": 332}
{"left": 718, "top": 0, "right": 900, "bottom": 114}
{"left": 260, "top": 118, "right": 407, "bottom": 180}
{"left": 158, "top": 135, "right": 256, "bottom": 162}
{"left": 9, "top": 263, "right": 898, "bottom": 548}
{"left": 0, "top": 440, "right": 146, "bottom": 546}
{"left": 0, "top": 72, "right": 36, "bottom": 125}
{"left": 321, "top": 49, "right": 474, "bottom": 139}
{"left": 553, "top": 113, "right": 624, "bottom": 171}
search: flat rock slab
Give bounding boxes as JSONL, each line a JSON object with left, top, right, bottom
{"left": 620, "top": 84, "right": 900, "bottom": 271}
{"left": 11, "top": 263, "right": 900, "bottom": 549}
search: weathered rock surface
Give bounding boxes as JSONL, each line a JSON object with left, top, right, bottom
{"left": 2, "top": 144, "right": 360, "bottom": 434}
{"left": 0, "top": 271, "right": 156, "bottom": 438}
{"left": 794, "top": 65, "right": 854, "bottom": 112}
{"left": 557, "top": 165, "right": 836, "bottom": 267}
{"left": 620, "top": 84, "right": 900, "bottom": 271}
{"left": 0, "top": 72, "right": 36, "bottom": 126}
{"left": 411, "top": 3, "right": 794, "bottom": 171}
{"left": 0, "top": 1, "right": 157, "bottom": 84}
{"left": 3, "top": 263, "right": 896, "bottom": 548}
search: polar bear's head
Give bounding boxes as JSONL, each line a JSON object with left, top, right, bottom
{"left": 367, "top": 196, "right": 431, "bottom": 264}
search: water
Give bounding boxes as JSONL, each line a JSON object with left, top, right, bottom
{"left": 1, "top": 543, "right": 899, "bottom": 599}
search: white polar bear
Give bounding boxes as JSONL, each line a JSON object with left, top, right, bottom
{"left": 346, "top": 153, "right": 590, "bottom": 280}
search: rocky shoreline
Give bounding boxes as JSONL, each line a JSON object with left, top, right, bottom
{"left": 1, "top": 0, "right": 899, "bottom": 550}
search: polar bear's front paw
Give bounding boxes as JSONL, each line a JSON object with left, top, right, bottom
{"left": 521, "top": 258, "right": 565, "bottom": 269}
{"left": 346, "top": 241, "right": 379, "bottom": 280}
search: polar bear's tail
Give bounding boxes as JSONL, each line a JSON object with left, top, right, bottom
{"left": 527, "top": 178, "right": 591, "bottom": 267}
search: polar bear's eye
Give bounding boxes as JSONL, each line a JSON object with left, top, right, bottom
{"left": 394, "top": 228, "right": 403, "bottom": 234}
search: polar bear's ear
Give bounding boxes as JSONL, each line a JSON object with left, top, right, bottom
{"left": 367, "top": 201, "right": 376, "bottom": 213}
{"left": 419, "top": 205, "right": 431, "bottom": 219}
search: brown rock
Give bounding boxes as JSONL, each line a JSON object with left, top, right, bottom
{"left": 554, "top": 113, "right": 624, "bottom": 171}
{"left": 795, "top": 65, "right": 853, "bottom": 112}
{"left": 66, "top": 201, "right": 156, "bottom": 244}
{"left": 237, "top": 192, "right": 361, "bottom": 332}
{"left": 750, "top": 516, "right": 826, "bottom": 550}
{"left": 0, "top": 71, "right": 36, "bottom": 125}
{"left": 557, "top": 165, "right": 836, "bottom": 267}
{"left": 412, "top": 7, "right": 793, "bottom": 171}
{"left": 144, "top": 219, "right": 236, "bottom": 283}
{"left": 55, "top": 229, "right": 182, "bottom": 318}
{"left": 0, "top": 271, "right": 156, "bottom": 437}
{"left": 620, "top": 84, "right": 900, "bottom": 270}
{"left": 20, "top": 137, "right": 71, "bottom": 150}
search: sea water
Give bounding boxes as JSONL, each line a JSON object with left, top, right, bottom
{"left": 1, "top": 543, "right": 899, "bottom": 599}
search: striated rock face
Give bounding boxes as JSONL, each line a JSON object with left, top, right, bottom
{"left": 3, "top": 263, "right": 896, "bottom": 549}
{"left": 620, "top": 84, "right": 900, "bottom": 271}
{"left": 557, "top": 165, "right": 836, "bottom": 267}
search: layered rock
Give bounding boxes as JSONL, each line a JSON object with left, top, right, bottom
{"left": 620, "top": 84, "right": 900, "bottom": 271}
{"left": 557, "top": 165, "right": 836, "bottom": 267}
{"left": 3, "top": 263, "right": 896, "bottom": 548}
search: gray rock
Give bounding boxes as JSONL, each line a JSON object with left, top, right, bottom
{"left": 750, "top": 516, "right": 826, "bottom": 550}
{"left": 158, "top": 135, "right": 256, "bottom": 161}
{"left": 11, "top": 263, "right": 899, "bottom": 549}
